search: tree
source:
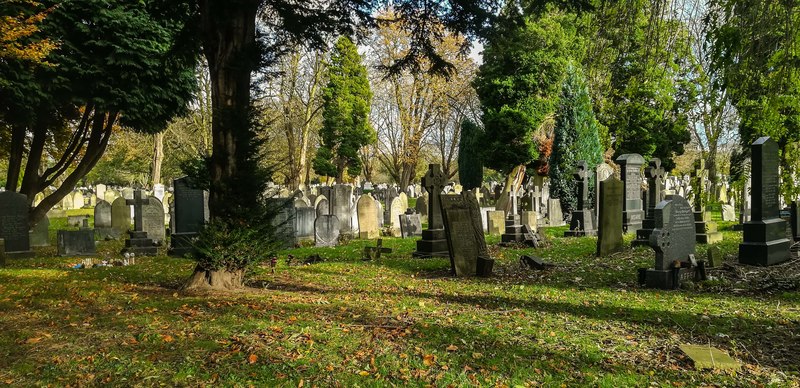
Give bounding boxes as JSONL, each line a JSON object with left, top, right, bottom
{"left": 312, "top": 36, "right": 374, "bottom": 182}
{"left": 370, "top": 11, "right": 478, "bottom": 186}
{"left": 548, "top": 63, "right": 603, "bottom": 215}
{"left": 0, "top": 0, "right": 197, "bottom": 227}
{"left": 473, "top": 4, "right": 581, "bottom": 174}
{"left": 706, "top": 0, "right": 800, "bottom": 201}
{"left": 457, "top": 119, "right": 484, "bottom": 190}
{"left": 0, "top": 0, "right": 55, "bottom": 62}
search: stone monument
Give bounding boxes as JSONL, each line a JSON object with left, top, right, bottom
{"left": 412, "top": 164, "right": 449, "bottom": 258}
{"left": 565, "top": 160, "right": 597, "bottom": 237}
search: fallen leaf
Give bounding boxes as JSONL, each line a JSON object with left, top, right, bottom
{"left": 162, "top": 335, "right": 174, "bottom": 343}
{"left": 423, "top": 354, "right": 436, "bottom": 366}
{"left": 25, "top": 337, "right": 42, "bottom": 344}
{"left": 446, "top": 345, "right": 458, "bottom": 352}
{"left": 358, "top": 371, "right": 370, "bottom": 376}
{"left": 248, "top": 354, "right": 258, "bottom": 364}
{"left": 472, "top": 352, "right": 483, "bottom": 359}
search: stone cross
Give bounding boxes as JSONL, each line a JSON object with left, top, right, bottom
{"left": 691, "top": 159, "right": 706, "bottom": 211}
{"left": 126, "top": 190, "right": 150, "bottom": 232}
{"left": 363, "top": 239, "right": 392, "bottom": 260}
{"left": 574, "top": 160, "right": 589, "bottom": 210}
{"left": 421, "top": 164, "right": 446, "bottom": 229}
{"left": 531, "top": 185, "right": 542, "bottom": 213}
{"left": 645, "top": 158, "right": 665, "bottom": 210}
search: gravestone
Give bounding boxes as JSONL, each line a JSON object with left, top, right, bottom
{"left": 169, "top": 177, "right": 209, "bottom": 257}
{"left": 269, "top": 198, "right": 296, "bottom": 248}
{"left": 111, "top": 197, "right": 131, "bottom": 236}
{"left": 399, "top": 210, "right": 423, "bottom": 238}
{"left": 72, "top": 191, "right": 85, "bottom": 209}
{"left": 94, "top": 200, "right": 113, "bottom": 238}
{"left": 739, "top": 137, "right": 790, "bottom": 266}
{"left": 95, "top": 184, "right": 107, "bottom": 201}
{"left": 547, "top": 199, "right": 565, "bottom": 227}
{"left": 57, "top": 229, "right": 96, "bottom": 256}
{"left": 153, "top": 184, "right": 166, "bottom": 202}
{"left": 29, "top": 216, "right": 50, "bottom": 247}
{"left": 644, "top": 195, "right": 698, "bottom": 289}
{"left": 595, "top": 163, "right": 614, "bottom": 219}
{"left": 520, "top": 211, "right": 538, "bottom": 233}
{"left": 398, "top": 192, "right": 409, "bottom": 212}
{"left": 388, "top": 197, "right": 403, "bottom": 237}
{"left": 67, "top": 214, "right": 89, "bottom": 228}
{"left": 616, "top": 153, "right": 645, "bottom": 232}
{"left": 314, "top": 215, "right": 340, "bottom": 247}
{"left": 122, "top": 190, "right": 158, "bottom": 256}
{"left": 692, "top": 160, "right": 723, "bottom": 244}
{"left": 792, "top": 201, "right": 800, "bottom": 242}
{"left": 721, "top": 204, "right": 736, "bottom": 222}
{"left": 440, "top": 192, "right": 493, "bottom": 277}
{"left": 316, "top": 197, "right": 330, "bottom": 218}
{"left": 632, "top": 158, "right": 665, "bottom": 246}
{"left": 415, "top": 194, "right": 428, "bottom": 224}
{"left": 501, "top": 189, "right": 526, "bottom": 243}
{"left": 357, "top": 194, "right": 380, "bottom": 239}
{"left": 0, "top": 239, "right": 4, "bottom": 266}
{"left": 596, "top": 177, "right": 624, "bottom": 257}
{"left": 142, "top": 197, "right": 166, "bottom": 244}
{"left": 486, "top": 210, "right": 505, "bottom": 235}
{"left": 295, "top": 207, "right": 316, "bottom": 241}
{"left": 331, "top": 185, "right": 354, "bottom": 235}
{"left": 0, "top": 192, "right": 33, "bottom": 257}
{"left": 413, "top": 164, "right": 449, "bottom": 258}
{"left": 565, "top": 161, "right": 597, "bottom": 237}
{"left": 363, "top": 239, "right": 392, "bottom": 260}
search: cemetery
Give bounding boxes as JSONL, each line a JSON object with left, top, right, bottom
{"left": 2, "top": 0, "right": 800, "bottom": 386}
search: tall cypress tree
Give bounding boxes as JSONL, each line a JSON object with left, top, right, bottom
{"left": 313, "top": 36, "right": 374, "bottom": 182}
{"left": 549, "top": 63, "right": 603, "bottom": 215}
{"left": 457, "top": 119, "right": 484, "bottom": 190}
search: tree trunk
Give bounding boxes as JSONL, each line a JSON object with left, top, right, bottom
{"left": 199, "top": 0, "right": 259, "bottom": 220}
{"left": 151, "top": 132, "right": 164, "bottom": 187}
{"left": 181, "top": 265, "right": 245, "bottom": 291}
{"left": 5, "top": 126, "right": 25, "bottom": 192}
{"left": 19, "top": 121, "right": 48, "bottom": 204}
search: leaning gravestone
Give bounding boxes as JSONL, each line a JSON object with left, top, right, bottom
{"left": 94, "top": 200, "right": 113, "bottom": 238}
{"left": 739, "top": 137, "right": 790, "bottom": 266}
{"left": 0, "top": 191, "right": 33, "bottom": 257}
{"left": 29, "top": 216, "right": 50, "bottom": 247}
{"left": 111, "top": 197, "right": 131, "bottom": 236}
{"left": 57, "top": 230, "right": 96, "bottom": 256}
{"left": 141, "top": 197, "right": 166, "bottom": 244}
{"left": 616, "top": 153, "right": 646, "bottom": 232}
{"left": 357, "top": 194, "right": 380, "bottom": 239}
{"left": 169, "top": 177, "right": 209, "bottom": 257}
{"left": 314, "top": 215, "right": 340, "bottom": 247}
{"left": 399, "top": 210, "right": 423, "bottom": 238}
{"left": 440, "top": 191, "right": 494, "bottom": 277}
{"left": 597, "top": 176, "right": 624, "bottom": 257}
{"left": 644, "top": 195, "right": 697, "bottom": 289}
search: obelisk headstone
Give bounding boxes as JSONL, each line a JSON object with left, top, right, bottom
{"left": 616, "top": 154, "right": 645, "bottom": 233}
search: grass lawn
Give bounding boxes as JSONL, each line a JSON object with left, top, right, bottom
{"left": 1, "top": 216, "right": 799, "bottom": 386}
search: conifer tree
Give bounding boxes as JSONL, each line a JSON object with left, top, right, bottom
{"left": 457, "top": 119, "right": 484, "bottom": 190}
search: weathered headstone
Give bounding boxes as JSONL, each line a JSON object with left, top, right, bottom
{"left": 122, "top": 190, "right": 157, "bottom": 256}
{"left": 547, "top": 199, "right": 565, "bottom": 227}
{"left": 314, "top": 214, "right": 340, "bottom": 247}
{"left": 633, "top": 158, "right": 665, "bottom": 246}
{"left": 153, "top": 184, "right": 166, "bottom": 202}
{"left": 414, "top": 194, "right": 428, "bottom": 224}
{"left": 692, "top": 160, "right": 723, "bottom": 244}
{"left": 399, "top": 210, "right": 423, "bottom": 238}
{"left": 565, "top": 160, "right": 597, "bottom": 237}
{"left": 596, "top": 177, "right": 624, "bottom": 257}
{"left": 295, "top": 207, "right": 316, "bottom": 241}
{"left": 57, "top": 229, "right": 96, "bottom": 256}
{"left": 791, "top": 200, "right": 800, "bottom": 242}
{"left": 644, "top": 195, "right": 698, "bottom": 289}
{"left": 29, "top": 216, "right": 50, "bottom": 247}
{"left": 357, "top": 194, "right": 380, "bottom": 239}
{"left": 0, "top": 192, "right": 32, "bottom": 257}
{"left": 739, "top": 137, "right": 790, "bottom": 266}
{"left": 111, "top": 197, "right": 131, "bottom": 235}
{"left": 413, "top": 164, "right": 449, "bottom": 258}
{"left": 520, "top": 210, "right": 538, "bottom": 233}
{"left": 169, "top": 177, "right": 209, "bottom": 257}
{"left": 94, "top": 200, "right": 113, "bottom": 238}
{"left": 269, "top": 198, "right": 296, "bottom": 248}
{"left": 721, "top": 204, "right": 736, "bottom": 222}
{"left": 440, "top": 192, "right": 493, "bottom": 277}
{"left": 616, "top": 153, "right": 645, "bottom": 232}
{"left": 142, "top": 197, "right": 166, "bottom": 244}
{"left": 594, "top": 163, "right": 614, "bottom": 219}
{"left": 67, "top": 214, "right": 89, "bottom": 228}
{"left": 331, "top": 184, "right": 354, "bottom": 235}
{"left": 486, "top": 210, "right": 505, "bottom": 235}
{"left": 95, "top": 184, "right": 107, "bottom": 201}
{"left": 388, "top": 197, "right": 403, "bottom": 237}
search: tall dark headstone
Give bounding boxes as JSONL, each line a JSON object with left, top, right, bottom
{"left": 169, "top": 177, "right": 209, "bottom": 257}
{"left": 692, "top": 159, "right": 722, "bottom": 244}
{"left": 412, "top": 164, "right": 449, "bottom": 258}
{"left": 596, "top": 177, "right": 624, "bottom": 257}
{"left": 644, "top": 195, "right": 697, "bottom": 289}
{"left": 739, "top": 137, "right": 790, "bottom": 266}
{"left": 0, "top": 191, "right": 33, "bottom": 257}
{"left": 565, "top": 160, "right": 597, "bottom": 237}
{"left": 57, "top": 230, "right": 96, "bottom": 256}
{"left": 615, "top": 154, "right": 645, "bottom": 233}
{"left": 122, "top": 190, "right": 157, "bottom": 256}
{"left": 633, "top": 158, "right": 665, "bottom": 246}
{"left": 440, "top": 191, "right": 493, "bottom": 277}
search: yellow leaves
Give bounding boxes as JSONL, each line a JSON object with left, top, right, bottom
{"left": 161, "top": 334, "right": 174, "bottom": 343}
{"left": 25, "top": 337, "right": 42, "bottom": 344}
{"left": 247, "top": 354, "right": 258, "bottom": 364}
{"left": 423, "top": 354, "right": 436, "bottom": 366}
{"left": 325, "top": 365, "right": 334, "bottom": 372}
{"left": 472, "top": 352, "right": 484, "bottom": 359}
{"left": 446, "top": 344, "right": 458, "bottom": 352}
{"left": 358, "top": 371, "right": 370, "bottom": 376}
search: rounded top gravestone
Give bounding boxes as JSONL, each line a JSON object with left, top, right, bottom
{"left": 649, "top": 195, "right": 695, "bottom": 270}
{"left": 357, "top": 194, "right": 379, "bottom": 239}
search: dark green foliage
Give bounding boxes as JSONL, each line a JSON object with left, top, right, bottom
{"left": 457, "top": 119, "right": 484, "bottom": 190}
{"left": 473, "top": 5, "right": 581, "bottom": 173}
{"left": 548, "top": 63, "right": 603, "bottom": 214}
{"left": 313, "top": 36, "right": 375, "bottom": 181}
